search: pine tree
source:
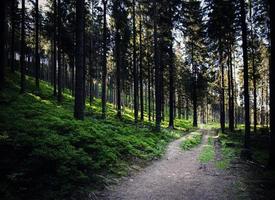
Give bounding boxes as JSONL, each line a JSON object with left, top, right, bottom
{"left": 74, "top": 0, "right": 85, "bottom": 120}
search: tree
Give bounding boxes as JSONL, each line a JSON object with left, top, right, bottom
{"left": 139, "top": 4, "right": 144, "bottom": 122}
{"left": 182, "top": 0, "right": 207, "bottom": 127}
{"left": 74, "top": 0, "right": 85, "bottom": 120}
{"left": 269, "top": 0, "right": 275, "bottom": 168}
{"left": 35, "top": 0, "right": 40, "bottom": 91}
{"left": 240, "top": 0, "right": 251, "bottom": 152}
{"left": 207, "top": 0, "right": 237, "bottom": 132}
{"left": 53, "top": 0, "right": 57, "bottom": 96}
{"left": 101, "top": 0, "right": 108, "bottom": 119}
{"left": 168, "top": 3, "right": 175, "bottom": 129}
{"left": 0, "top": 0, "right": 7, "bottom": 90}
{"left": 20, "top": 0, "right": 26, "bottom": 93}
{"left": 133, "top": 0, "right": 138, "bottom": 124}
{"left": 57, "top": 0, "right": 62, "bottom": 102}
{"left": 153, "top": 0, "right": 161, "bottom": 131}
{"left": 10, "top": 0, "right": 16, "bottom": 73}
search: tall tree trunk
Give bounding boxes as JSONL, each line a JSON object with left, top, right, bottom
{"left": 53, "top": 0, "right": 57, "bottom": 96}
{"left": 139, "top": 10, "right": 144, "bottom": 122}
{"left": 10, "top": 0, "right": 15, "bottom": 73}
{"left": 20, "top": 0, "right": 26, "bottom": 93}
{"left": 240, "top": 0, "right": 251, "bottom": 151}
{"left": 0, "top": 0, "right": 7, "bottom": 90}
{"left": 186, "top": 98, "right": 189, "bottom": 120}
{"left": 228, "top": 47, "right": 234, "bottom": 131}
{"left": 72, "top": 32, "right": 75, "bottom": 96}
{"left": 74, "top": 0, "right": 85, "bottom": 120}
{"left": 168, "top": 37, "right": 174, "bottom": 128}
{"left": 148, "top": 54, "right": 151, "bottom": 121}
{"left": 133, "top": 0, "right": 138, "bottom": 124}
{"left": 154, "top": 0, "right": 161, "bottom": 131}
{"left": 269, "top": 0, "right": 275, "bottom": 168}
{"left": 115, "top": 27, "right": 122, "bottom": 119}
{"left": 219, "top": 42, "right": 225, "bottom": 133}
{"left": 57, "top": 0, "right": 62, "bottom": 102}
{"left": 229, "top": 48, "right": 235, "bottom": 131}
{"left": 35, "top": 0, "right": 40, "bottom": 91}
{"left": 249, "top": 0, "right": 257, "bottom": 134}
{"left": 102, "top": 0, "right": 108, "bottom": 118}
{"left": 192, "top": 42, "right": 197, "bottom": 128}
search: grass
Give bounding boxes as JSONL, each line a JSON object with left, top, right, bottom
{"left": 214, "top": 133, "right": 241, "bottom": 169}
{"left": 0, "top": 73, "right": 193, "bottom": 200}
{"left": 198, "top": 136, "right": 215, "bottom": 163}
{"left": 180, "top": 132, "right": 202, "bottom": 150}
{"left": 199, "top": 144, "right": 215, "bottom": 163}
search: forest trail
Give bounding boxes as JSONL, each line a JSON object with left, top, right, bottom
{"left": 98, "top": 129, "right": 239, "bottom": 200}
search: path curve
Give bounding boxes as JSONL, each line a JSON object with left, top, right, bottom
{"left": 98, "top": 129, "right": 238, "bottom": 200}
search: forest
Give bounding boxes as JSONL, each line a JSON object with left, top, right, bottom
{"left": 0, "top": 0, "right": 274, "bottom": 199}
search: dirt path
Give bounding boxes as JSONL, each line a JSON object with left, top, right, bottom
{"left": 98, "top": 129, "right": 239, "bottom": 200}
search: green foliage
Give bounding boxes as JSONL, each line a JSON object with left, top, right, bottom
{"left": 180, "top": 132, "right": 202, "bottom": 150}
{"left": 199, "top": 144, "right": 215, "bottom": 163}
{"left": 0, "top": 74, "right": 192, "bottom": 199}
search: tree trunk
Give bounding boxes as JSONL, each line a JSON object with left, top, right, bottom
{"left": 192, "top": 41, "right": 198, "bottom": 127}
{"left": 115, "top": 27, "right": 122, "bottom": 119}
{"left": 74, "top": 0, "right": 85, "bottom": 120}
{"left": 53, "top": 0, "right": 57, "bottom": 96}
{"left": 219, "top": 42, "right": 225, "bottom": 133}
{"left": 102, "top": 0, "right": 108, "bottom": 118}
{"left": 249, "top": 0, "right": 257, "bottom": 134}
{"left": 20, "top": 0, "right": 26, "bottom": 93}
{"left": 168, "top": 39, "right": 174, "bottom": 128}
{"left": 10, "top": 0, "right": 15, "bottom": 73}
{"left": 133, "top": 0, "right": 138, "bottom": 124}
{"left": 154, "top": 0, "right": 161, "bottom": 131}
{"left": 35, "top": 0, "right": 40, "bottom": 91}
{"left": 139, "top": 10, "right": 144, "bottom": 122}
{"left": 0, "top": 0, "right": 7, "bottom": 90}
{"left": 269, "top": 0, "right": 275, "bottom": 168}
{"left": 57, "top": 0, "right": 62, "bottom": 102}
{"left": 148, "top": 54, "right": 151, "bottom": 121}
{"left": 240, "top": 0, "right": 251, "bottom": 150}
{"left": 228, "top": 47, "right": 234, "bottom": 131}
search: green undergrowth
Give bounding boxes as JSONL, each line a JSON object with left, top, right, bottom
{"left": 180, "top": 131, "right": 202, "bottom": 150}
{"left": 0, "top": 73, "right": 192, "bottom": 200}
{"left": 199, "top": 136, "right": 215, "bottom": 163}
{"left": 214, "top": 132, "right": 241, "bottom": 169}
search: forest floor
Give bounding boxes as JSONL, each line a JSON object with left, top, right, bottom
{"left": 97, "top": 129, "right": 275, "bottom": 200}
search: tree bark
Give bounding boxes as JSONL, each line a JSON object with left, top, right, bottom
{"left": 35, "top": 0, "right": 40, "bottom": 91}
{"left": 0, "top": 0, "right": 7, "bottom": 90}
{"left": 268, "top": 0, "right": 275, "bottom": 168}
{"left": 133, "top": 0, "right": 138, "bottom": 124}
{"left": 154, "top": 0, "right": 161, "bottom": 131}
{"left": 10, "top": 0, "right": 15, "bottom": 73}
{"left": 219, "top": 42, "right": 225, "bottom": 133}
{"left": 57, "top": 0, "right": 62, "bottom": 102}
{"left": 74, "top": 0, "right": 85, "bottom": 120}
{"left": 249, "top": 0, "right": 257, "bottom": 134}
{"left": 192, "top": 41, "right": 198, "bottom": 127}
{"left": 139, "top": 9, "right": 144, "bottom": 122}
{"left": 20, "top": 0, "right": 26, "bottom": 93}
{"left": 168, "top": 38, "right": 174, "bottom": 128}
{"left": 102, "top": 0, "right": 108, "bottom": 118}
{"left": 115, "top": 27, "right": 122, "bottom": 119}
{"left": 53, "top": 0, "right": 57, "bottom": 96}
{"left": 240, "top": 0, "right": 251, "bottom": 150}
